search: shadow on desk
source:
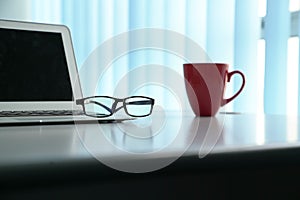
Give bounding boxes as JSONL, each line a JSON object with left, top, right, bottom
{"left": 2, "top": 148, "right": 300, "bottom": 200}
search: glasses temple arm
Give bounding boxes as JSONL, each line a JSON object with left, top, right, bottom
{"left": 87, "top": 100, "right": 112, "bottom": 113}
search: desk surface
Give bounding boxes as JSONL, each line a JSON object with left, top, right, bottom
{"left": 0, "top": 113, "right": 299, "bottom": 168}
{"left": 1, "top": 112, "right": 300, "bottom": 198}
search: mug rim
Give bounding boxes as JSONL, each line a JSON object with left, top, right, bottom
{"left": 183, "top": 63, "right": 229, "bottom": 66}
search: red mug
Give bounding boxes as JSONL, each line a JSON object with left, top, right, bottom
{"left": 183, "top": 63, "right": 245, "bottom": 116}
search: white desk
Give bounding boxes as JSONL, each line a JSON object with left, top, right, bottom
{"left": 0, "top": 113, "right": 300, "bottom": 199}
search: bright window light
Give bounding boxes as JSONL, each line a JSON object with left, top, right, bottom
{"left": 287, "top": 116, "right": 298, "bottom": 142}
{"left": 290, "top": 0, "right": 300, "bottom": 12}
{"left": 256, "top": 39, "right": 265, "bottom": 145}
{"left": 286, "top": 37, "right": 299, "bottom": 116}
{"left": 257, "top": 39, "right": 265, "bottom": 114}
{"left": 258, "top": 0, "right": 266, "bottom": 17}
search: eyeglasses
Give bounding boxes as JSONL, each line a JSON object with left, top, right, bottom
{"left": 76, "top": 96, "right": 155, "bottom": 118}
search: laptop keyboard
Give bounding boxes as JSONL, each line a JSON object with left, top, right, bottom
{"left": 0, "top": 110, "right": 84, "bottom": 117}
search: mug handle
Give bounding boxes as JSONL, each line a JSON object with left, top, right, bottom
{"left": 221, "top": 70, "right": 245, "bottom": 106}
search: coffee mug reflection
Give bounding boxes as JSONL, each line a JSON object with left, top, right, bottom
{"left": 188, "top": 116, "right": 224, "bottom": 158}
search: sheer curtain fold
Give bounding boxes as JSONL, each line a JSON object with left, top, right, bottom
{"left": 234, "top": 0, "right": 260, "bottom": 113}
{"left": 264, "top": 0, "right": 290, "bottom": 115}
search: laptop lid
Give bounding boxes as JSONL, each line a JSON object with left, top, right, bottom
{"left": 0, "top": 20, "right": 83, "bottom": 111}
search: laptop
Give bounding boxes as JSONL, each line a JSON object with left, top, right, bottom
{"left": 0, "top": 20, "right": 124, "bottom": 125}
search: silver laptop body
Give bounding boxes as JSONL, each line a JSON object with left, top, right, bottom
{"left": 0, "top": 20, "right": 118, "bottom": 125}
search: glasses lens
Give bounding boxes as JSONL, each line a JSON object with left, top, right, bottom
{"left": 84, "top": 97, "right": 114, "bottom": 117}
{"left": 125, "top": 97, "right": 153, "bottom": 117}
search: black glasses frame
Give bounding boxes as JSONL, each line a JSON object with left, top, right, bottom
{"left": 76, "top": 96, "right": 155, "bottom": 118}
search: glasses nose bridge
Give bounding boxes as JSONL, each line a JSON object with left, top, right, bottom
{"left": 111, "top": 98, "right": 124, "bottom": 112}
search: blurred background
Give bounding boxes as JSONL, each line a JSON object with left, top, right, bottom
{"left": 0, "top": 0, "right": 298, "bottom": 116}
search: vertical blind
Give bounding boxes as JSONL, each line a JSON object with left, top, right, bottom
{"left": 28, "top": 0, "right": 300, "bottom": 115}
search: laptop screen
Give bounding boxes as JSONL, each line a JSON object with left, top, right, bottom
{"left": 0, "top": 28, "right": 73, "bottom": 101}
